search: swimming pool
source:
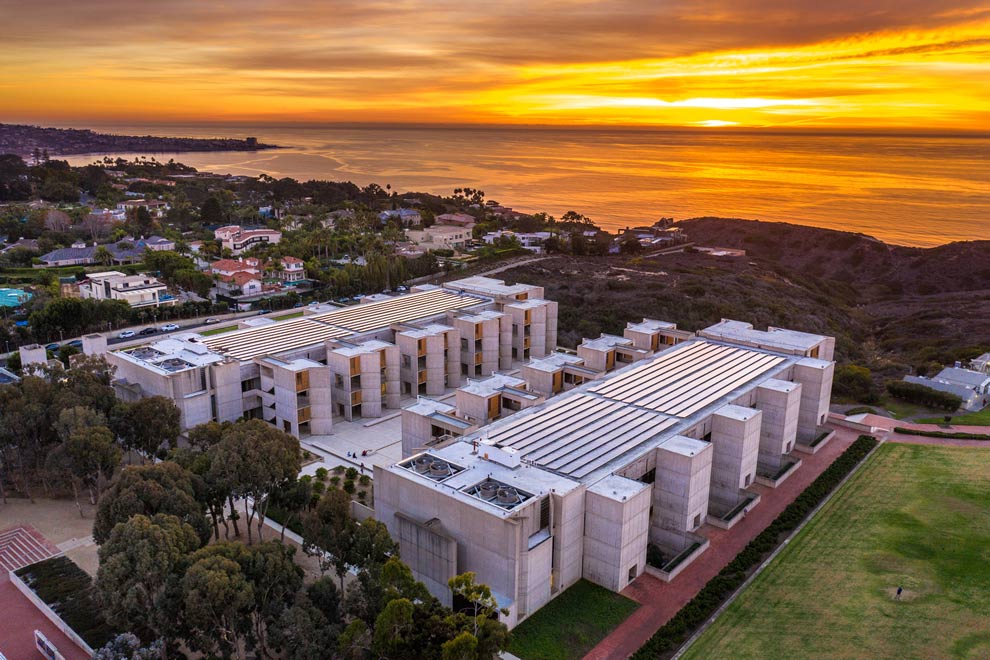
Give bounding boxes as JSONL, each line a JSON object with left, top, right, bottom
{"left": 0, "top": 288, "right": 32, "bottom": 308}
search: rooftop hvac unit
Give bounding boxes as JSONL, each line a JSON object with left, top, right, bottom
{"left": 429, "top": 460, "right": 454, "bottom": 478}
{"left": 478, "top": 480, "right": 499, "bottom": 501}
{"left": 496, "top": 486, "right": 522, "bottom": 506}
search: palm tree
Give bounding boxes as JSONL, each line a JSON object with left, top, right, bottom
{"left": 93, "top": 246, "right": 114, "bottom": 267}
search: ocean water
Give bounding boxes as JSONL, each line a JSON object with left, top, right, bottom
{"left": 63, "top": 125, "right": 990, "bottom": 247}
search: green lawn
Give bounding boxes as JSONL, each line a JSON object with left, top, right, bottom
{"left": 682, "top": 444, "right": 990, "bottom": 660}
{"left": 199, "top": 325, "right": 239, "bottom": 336}
{"left": 918, "top": 407, "right": 990, "bottom": 426}
{"left": 272, "top": 311, "right": 305, "bottom": 321}
{"left": 507, "top": 579, "right": 639, "bottom": 660}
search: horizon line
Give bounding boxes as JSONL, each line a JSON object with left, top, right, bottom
{"left": 4, "top": 118, "right": 989, "bottom": 140}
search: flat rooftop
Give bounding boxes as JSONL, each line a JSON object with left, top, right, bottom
{"left": 460, "top": 373, "right": 528, "bottom": 397}
{"left": 626, "top": 319, "right": 677, "bottom": 334}
{"left": 581, "top": 334, "right": 634, "bottom": 351}
{"left": 117, "top": 337, "right": 225, "bottom": 374}
{"left": 701, "top": 320, "right": 825, "bottom": 353}
{"left": 445, "top": 276, "right": 535, "bottom": 298}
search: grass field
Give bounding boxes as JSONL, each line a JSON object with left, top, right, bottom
{"left": 682, "top": 444, "right": 990, "bottom": 660}
{"left": 918, "top": 407, "right": 990, "bottom": 426}
{"left": 272, "top": 311, "right": 305, "bottom": 321}
{"left": 507, "top": 579, "right": 639, "bottom": 660}
{"left": 199, "top": 325, "right": 239, "bottom": 336}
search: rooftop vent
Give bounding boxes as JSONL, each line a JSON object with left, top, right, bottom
{"left": 398, "top": 454, "right": 464, "bottom": 482}
{"left": 464, "top": 477, "right": 532, "bottom": 510}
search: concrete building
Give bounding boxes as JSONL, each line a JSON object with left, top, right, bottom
{"left": 79, "top": 271, "right": 175, "bottom": 308}
{"left": 376, "top": 321, "right": 836, "bottom": 629}
{"left": 444, "top": 277, "right": 557, "bottom": 361}
{"left": 405, "top": 225, "right": 473, "bottom": 250}
{"left": 214, "top": 225, "right": 282, "bottom": 255}
{"left": 624, "top": 319, "right": 695, "bottom": 352}
{"left": 326, "top": 339, "right": 400, "bottom": 421}
{"left": 520, "top": 352, "right": 601, "bottom": 398}
{"left": 577, "top": 334, "right": 652, "bottom": 372}
{"left": 105, "top": 280, "right": 554, "bottom": 437}
{"left": 904, "top": 366, "right": 990, "bottom": 411}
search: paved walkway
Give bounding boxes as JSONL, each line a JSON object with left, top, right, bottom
{"left": 0, "top": 525, "right": 90, "bottom": 660}
{"left": 583, "top": 428, "right": 858, "bottom": 660}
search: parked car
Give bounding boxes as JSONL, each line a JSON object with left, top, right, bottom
{"left": 204, "top": 317, "right": 220, "bottom": 324}
{"left": 66, "top": 339, "right": 83, "bottom": 349}
{"left": 257, "top": 309, "right": 272, "bottom": 315}
{"left": 160, "top": 323, "right": 180, "bottom": 332}
{"left": 119, "top": 329, "right": 136, "bottom": 338}
{"left": 293, "top": 302, "right": 304, "bottom": 308}
{"left": 396, "top": 286, "right": 408, "bottom": 292}
{"left": 45, "top": 342, "right": 60, "bottom": 352}
{"left": 139, "top": 327, "right": 157, "bottom": 336}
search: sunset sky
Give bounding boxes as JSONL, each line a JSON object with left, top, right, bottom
{"left": 1, "top": 0, "right": 988, "bottom": 130}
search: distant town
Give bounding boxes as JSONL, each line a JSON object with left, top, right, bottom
{"left": 0, "top": 123, "right": 278, "bottom": 159}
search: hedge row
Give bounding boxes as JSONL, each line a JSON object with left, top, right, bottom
{"left": 630, "top": 434, "right": 879, "bottom": 660}
{"left": 886, "top": 380, "right": 962, "bottom": 412}
{"left": 893, "top": 427, "right": 990, "bottom": 440}
{"left": 15, "top": 555, "right": 118, "bottom": 648}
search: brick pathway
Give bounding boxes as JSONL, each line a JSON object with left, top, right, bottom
{"left": 583, "top": 428, "right": 858, "bottom": 660}
{"left": 0, "top": 525, "right": 90, "bottom": 660}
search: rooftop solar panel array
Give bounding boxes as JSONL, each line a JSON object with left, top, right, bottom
{"left": 203, "top": 318, "right": 353, "bottom": 361}
{"left": 311, "top": 289, "right": 483, "bottom": 332}
{"left": 202, "top": 289, "right": 487, "bottom": 361}
{"left": 590, "top": 341, "right": 785, "bottom": 417}
{"left": 485, "top": 393, "right": 678, "bottom": 479}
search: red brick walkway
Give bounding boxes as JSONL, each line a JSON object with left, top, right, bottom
{"left": 0, "top": 525, "right": 90, "bottom": 660}
{"left": 583, "top": 428, "right": 858, "bottom": 660}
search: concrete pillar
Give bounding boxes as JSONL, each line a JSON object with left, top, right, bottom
{"left": 651, "top": 436, "right": 712, "bottom": 554}
{"left": 708, "top": 404, "right": 761, "bottom": 516}
{"left": 755, "top": 379, "right": 801, "bottom": 473}
{"left": 583, "top": 476, "right": 651, "bottom": 592}
{"left": 792, "top": 358, "right": 835, "bottom": 443}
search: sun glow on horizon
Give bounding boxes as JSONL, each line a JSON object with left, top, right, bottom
{"left": 0, "top": 2, "right": 987, "bottom": 130}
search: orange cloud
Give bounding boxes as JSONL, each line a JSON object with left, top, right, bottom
{"left": 0, "top": 0, "right": 986, "bottom": 129}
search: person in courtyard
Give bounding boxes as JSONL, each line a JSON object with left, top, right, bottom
{"left": 896, "top": 586, "right": 903, "bottom": 600}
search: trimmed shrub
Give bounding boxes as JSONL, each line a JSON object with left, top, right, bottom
{"left": 630, "top": 435, "right": 878, "bottom": 659}
{"left": 886, "top": 380, "right": 962, "bottom": 411}
{"left": 315, "top": 467, "right": 329, "bottom": 481}
{"left": 358, "top": 474, "right": 371, "bottom": 486}
{"left": 343, "top": 479, "right": 355, "bottom": 494}
{"left": 893, "top": 427, "right": 990, "bottom": 440}
{"left": 345, "top": 467, "right": 359, "bottom": 481}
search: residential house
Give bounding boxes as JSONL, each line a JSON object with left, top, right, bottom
{"left": 406, "top": 225, "right": 473, "bottom": 250}
{"left": 79, "top": 271, "right": 175, "bottom": 308}
{"left": 215, "top": 225, "right": 282, "bottom": 255}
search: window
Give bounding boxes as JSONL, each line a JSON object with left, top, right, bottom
{"left": 744, "top": 473, "right": 751, "bottom": 487}
{"left": 628, "top": 565, "right": 637, "bottom": 581}
{"left": 334, "top": 374, "right": 344, "bottom": 387}
{"left": 693, "top": 514, "right": 702, "bottom": 529}
{"left": 460, "top": 338, "right": 469, "bottom": 351}
{"left": 402, "top": 355, "right": 411, "bottom": 369}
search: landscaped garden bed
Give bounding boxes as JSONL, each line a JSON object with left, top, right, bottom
{"left": 15, "top": 555, "right": 118, "bottom": 649}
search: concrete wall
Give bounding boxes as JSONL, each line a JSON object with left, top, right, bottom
{"left": 651, "top": 440, "right": 713, "bottom": 554}
{"left": 755, "top": 379, "right": 801, "bottom": 473}
{"left": 792, "top": 359, "right": 835, "bottom": 443}
{"left": 582, "top": 478, "right": 651, "bottom": 592}
{"left": 81, "top": 333, "right": 107, "bottom": 356}
{"left": 708, "top": 405, "right": 762, "bottom": 515}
